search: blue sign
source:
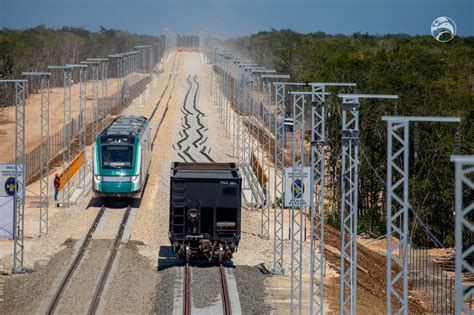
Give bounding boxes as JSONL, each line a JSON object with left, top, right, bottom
{"left": 292, "top": 179, "right": 304, "bottom": 199}
{"left": 5, "top": 177, "right": 16, "bottom": 196}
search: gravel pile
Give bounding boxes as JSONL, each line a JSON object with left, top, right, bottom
{"left": 234, "top": 265, "right": 272, "bottom": 315}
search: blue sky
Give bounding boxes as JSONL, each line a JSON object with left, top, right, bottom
{"left": 1, "top": 0, "right": 472, "bottom": 37}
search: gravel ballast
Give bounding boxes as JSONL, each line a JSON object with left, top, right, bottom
{"left": 0, "top": 240, "right": 75, "bottom": 315}
{"left": 234, "top": 265, "right": 271, "bottom": 315}
{"left": 102, "top": 241, "right": 159, "bottom": 314}
{"left": 154, "top": 266, "right": 176, "bottom": 315}
{"left": 191, "top": 266, "right": 221, "bottom": 309}
{"left": 55, "top": 239, "right": 113, "bottom": 314}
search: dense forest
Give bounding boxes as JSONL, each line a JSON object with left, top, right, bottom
{"left": 0, "top": 25, "right": 160, "bottom": 79}
{"left": 0, "top": 25, "right": 161, "bottom": 106}
{"left": 226, "top": 30, "right": 473, "bottom": 247}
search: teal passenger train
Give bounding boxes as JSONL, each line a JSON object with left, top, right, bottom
{"left": 92, "top": 116, "right": 151, "bottom": 199}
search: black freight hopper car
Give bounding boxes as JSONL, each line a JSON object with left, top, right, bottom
{"left": 169, "top": 162, "right": 242, "bottom": 262}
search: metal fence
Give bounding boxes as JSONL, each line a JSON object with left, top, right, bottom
{"left": 408, "top": 244, "right": 466, "bottom": 314}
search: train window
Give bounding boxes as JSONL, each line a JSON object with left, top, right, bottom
{"left": 101, "top": 145, "right": 134, "bottom": 168}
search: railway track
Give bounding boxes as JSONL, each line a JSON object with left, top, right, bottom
{"left": 149, "top": 52, "right": 179, "bottom": 121}
{"left": 88, "top": 205, "right": 132, "bottom": 314}
{"left": 46, "top": 52, "right": 181, "bottom": 315}
{"left": 46, "top": 204, "right": 132, "bottom": 315}
{"left": 182, "top": 263, "right": 232, "bottom": 315}
{"left": 151, "top": 52, "right": 181, "bottom": 148}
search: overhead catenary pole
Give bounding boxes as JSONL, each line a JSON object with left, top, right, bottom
{"left": 288, "top": 91, "right": 306, "bottom": 315}
{"left": 81, "top": 61, "right": 101, "bottom": 141}
{"left": 259, "top": 81, "right": 272, "bottom": 240}
{"left": 108, "top": 54, "right": 124, "bottom": 113}
{"left": 224, "top": 54, "right": 229, "bottom": 136}
{"left": 199, "top": 29, "right": 209, "bottom": 63}
{"left": 240, "top": 64, "right": 265, "bottom": 206}
{"left": 87, "top": 58, "right": 109, "bottom": 128}
{"left": 337, "top": 93, "right": 397, "bottom": 314}
{"left": 14, "top": 80, "right": 27, "bottom": 273}
{"left": 48, "top": 66, "right": 73, "bottom": 206}
{"left": 451, "top": 155, "right": 474, "bottom": 315}
{"left": 249, "top": 70, "right": 260, "bottom": 207}
{"left": 66, "top": 64, "right": 88, "bottom": 190}
{"left": 260, "top": 75, "right": 289, "bottom": 241}
{"left": 272, "top": 82, "right": 286, "bottom": 275}
{"left": 22, "top": 72, "right": 51, "bottom": 236}
{"left": 382, "top": 115, "right": 461, "bottom": 315}
{"left": 242, "top": 67, "right": 252, "bottom": 192}
{"left": 232, "top": 59, "right": 241, "bottom": 158}
{"left": 308, "top": 82, "right": 355, "bottom": 315}
{"left": 0, "top": 80, "right": 28, "bottom": 273}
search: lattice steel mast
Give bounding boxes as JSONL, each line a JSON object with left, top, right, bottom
{"left": 452, "top": 155, "right": 474, "bottom": 315}
{"left": 0, "top": 79, "right": 27, "bottom": 273}
{"left": 22, "top": 72, "right": 51, "bottom": 236}
{"left": 66, "top": 65, "right": 88, "bottom": 190}
{"left": 382, "top": 115, "right": 460, "bottom": 315}
{"left": 48, "top": 66, "right": 73, "bottom": 206}
{"left": 336, "top": 94, "right": 397, "bottom": 314}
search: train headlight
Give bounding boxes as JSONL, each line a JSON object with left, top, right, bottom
{"left": 131, "top": 175, "right": 139, "bottom": 181}
{"left": 187, "top": 208, "right": 199, "bottom": 222}
{"left": 94, "top": 175, "right": 102, "bottom": 181}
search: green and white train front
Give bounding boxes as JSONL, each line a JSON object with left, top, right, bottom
{"left": 92, "top": 134, "right": 149, "bottom": 198}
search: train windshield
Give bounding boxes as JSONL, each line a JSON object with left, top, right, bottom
{"left": 101, "top": 145, "right": 134, "bottom": 168}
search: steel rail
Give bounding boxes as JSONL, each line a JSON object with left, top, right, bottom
{"left": 219, "top": 264, "right": 232, "bottom": 315}
{"left": 47, "top": 206, "right": 107, "bottom": 315}
{"left": 88, "top": 204, "right": 132, "bottom": 314}
{"left": 183, "top": 263, "right": 191, "bottom": 315}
